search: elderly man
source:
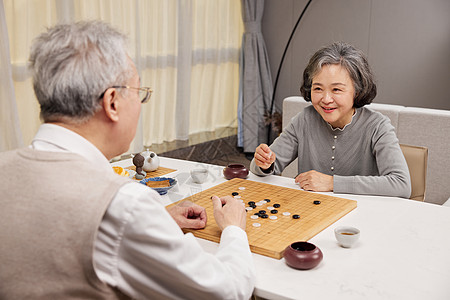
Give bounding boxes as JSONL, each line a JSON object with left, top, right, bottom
{"left": 0, "top": 21, "right": 254, "bottom": 299}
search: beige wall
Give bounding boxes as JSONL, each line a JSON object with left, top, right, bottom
{"left": 262, "top": 0, "right": 450, "bottom": 112}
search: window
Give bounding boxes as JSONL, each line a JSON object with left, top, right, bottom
{"left": 3, "top": 0, "right": 243, "bottom": 151}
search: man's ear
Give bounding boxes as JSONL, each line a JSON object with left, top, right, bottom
{"left": 102, "top": 88, "right": 120, "bottom": 122}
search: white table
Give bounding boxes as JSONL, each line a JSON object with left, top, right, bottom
{"left": 113, "top": 157, "right": 450, "bottom": 300}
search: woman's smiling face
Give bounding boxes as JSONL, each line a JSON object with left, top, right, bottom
{"left": 311, "top": 64, "right": 356, "bottom": 129}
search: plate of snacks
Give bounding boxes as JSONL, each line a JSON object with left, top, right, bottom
{"left": 112, "top": 166, "right": 136, "bottom": 179}
{"left": 140, "top": 177, "right": 177, "bottom": 195}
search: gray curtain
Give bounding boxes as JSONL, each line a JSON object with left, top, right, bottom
{"left": 238, "top": 0, "right": 273, "bottom": 153}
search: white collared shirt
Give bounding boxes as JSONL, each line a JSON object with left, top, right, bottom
{"left": 31, "top": 124, "right": 255, "bottom": 300}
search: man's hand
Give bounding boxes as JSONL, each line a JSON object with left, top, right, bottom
{"left": 254, "top": 143, "right": 276, "bottom": 170}
{"left": 167, "top": 201, "right": 207, "bottom": 229}
{"left": 295, "top": 170, "right": 333, "bottom": 192}
{"left": 211, "top": 195, "right": 246, "bottom": 231}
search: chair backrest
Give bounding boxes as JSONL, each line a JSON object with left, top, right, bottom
{"left": 400, "top": 144, "right": 428, "bottom": 202}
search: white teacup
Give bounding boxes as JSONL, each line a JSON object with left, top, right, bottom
{"left": 334, "top": 226, "right": 360, "bottom": 248}
{"left": 190, "top": 169, "right": 208, "bottom": 184}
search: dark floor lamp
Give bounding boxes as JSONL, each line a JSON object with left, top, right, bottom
{"left": 266, "top": 0, "right": 313, "bottom": 143}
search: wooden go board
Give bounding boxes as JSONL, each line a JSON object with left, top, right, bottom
{"left": 172, "top": 178, "right": 357, "bottom": 259}
{"left": 126, "top": 166, "right": 176, "bottom": 179}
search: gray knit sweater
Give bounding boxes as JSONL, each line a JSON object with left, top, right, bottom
{"left": 250, "top": 105, "right": 411, "bottom": 198}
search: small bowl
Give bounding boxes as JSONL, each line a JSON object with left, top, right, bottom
{"left": 139, "top": 177, "right": 177, "bottom": 195}
{"left": 283, "top": 241, "right": 323, "bottom": 270}
{"left": 223, "top": 164, "right": 249, "bottom": 180}
{"left": 190, "top": 168, "right": 209, "bottom": 184}
{"left": 127, "top": 169, "right": 137, "bottom": 179}
{"left": 334, "top": 226, "right": 360, "bottom": 248}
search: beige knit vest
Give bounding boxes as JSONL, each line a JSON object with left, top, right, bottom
{"left": 0, "top": 148, "right": 131, "bottom": 299}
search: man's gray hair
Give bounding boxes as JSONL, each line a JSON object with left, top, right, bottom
{"left": 29, "top": 20, "right": 132, "bottom": 123}
{"left": 300, "top": 42, "right": 377, "bottom": 108}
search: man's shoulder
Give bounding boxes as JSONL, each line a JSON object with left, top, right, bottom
{"left": 0, "top": 147, "right": 25, "bottom": 158}
{"left": 1, "top": 147, "right": 130, "bottom": 188}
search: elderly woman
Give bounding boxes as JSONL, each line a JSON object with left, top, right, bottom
{"left": 250, "top": 42, "right": 411, "bottom": 198}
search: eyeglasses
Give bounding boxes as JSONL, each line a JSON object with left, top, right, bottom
{"left": 111, "top": 86, "right": 153, "bottom": 103}
{"left": 100, "top": 86, "right": 153, "bottom": 103}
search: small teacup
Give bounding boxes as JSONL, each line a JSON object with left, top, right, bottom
{"left": 190, "top": 169, "right": 209, "bottom": 184}
{"left": 334, "top": 226, "right": 360, "bottom": 248}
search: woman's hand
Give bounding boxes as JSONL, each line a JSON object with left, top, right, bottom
{"left": 295, "top": 170, "right": 333, "bottom": 192}
{"left": 254, "top": 143, "right": 276, "bottom": 170}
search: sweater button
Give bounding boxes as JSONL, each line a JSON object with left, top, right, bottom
{"left": 334, "top": 135, "right": 337, "bottom": 139}
{"left": 331, "top": 166, "right": 334, "bottom": 171}
{"left": 332, "top": 146, "right": 336, "bottom": 150}
{"left": 332, "top": 156, "right": 335, "bottom": 160}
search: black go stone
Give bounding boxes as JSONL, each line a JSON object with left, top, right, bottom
{"left": 292, "top": 214, "right": 300, "bottom": 219}
{"left": 273, "top": 204, "right": 281, "bottom": 208}
{"left": 260, "top": 214, "right": 268, "bottom": 219}
{"left": 313, "top": 200, "right": 321, "bottom": 205}
{"left": 248, "top": 201, "right": 255, "bottom": 206}
{"left": 259, "top": 210, "right": 266, "bottom": 214}
{"left": 264, "top": 199, "right": 271, "bottom": 203}
{"left": 270, "top": 209, "right": 278, "bottom": 214}
{"left": 232, "top": 192, "right": 239, "bottom": 196}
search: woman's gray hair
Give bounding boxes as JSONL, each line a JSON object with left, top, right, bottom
{"left": 29, "top": 20, "right": 132, "bottom": 123}
{"left": 300, "top": 42, "right": 377, "bottom": 108}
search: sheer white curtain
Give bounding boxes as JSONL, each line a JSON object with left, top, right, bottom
{"left": 0, "top": 0, "right": 23, "bottom": 151}
{"left": 3, "top": 0, "right": 243, "bottom": 153}
{"left": 190, "top": 0, "right": 243, "bottom": 134}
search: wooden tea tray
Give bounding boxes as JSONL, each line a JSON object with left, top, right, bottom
{"left": 126, "top": 166, "right": 176, "bottom": 179}
{"left": 171, "top": 178, "right": 357, "bottom": 259}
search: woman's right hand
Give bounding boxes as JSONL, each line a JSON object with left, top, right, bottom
{"left": 254, "top": 143, "right": 276, "bottom": 170}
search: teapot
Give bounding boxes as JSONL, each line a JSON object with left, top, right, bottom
{"left": 141, "top": 150, "right": 160, "bottom": 172}
{"left": 132, "top": 153, "right": 147, "bottom": 179}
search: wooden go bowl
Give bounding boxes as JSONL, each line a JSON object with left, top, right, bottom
{"left": 223, "top": 164, "right": 249, "bottom": 180}
{"left": 283, "top": 241, "right": 323, "bottom": 270}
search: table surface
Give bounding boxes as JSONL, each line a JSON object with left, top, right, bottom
{"left": 113, "top": 157, "right": 450, "bottom": 300}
